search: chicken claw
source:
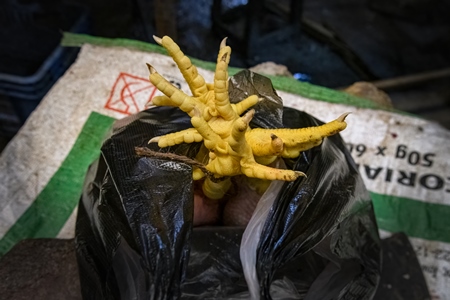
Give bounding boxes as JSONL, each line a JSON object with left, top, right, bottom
{"left": 147, "top": 36, "right": 348, "bottom": 199}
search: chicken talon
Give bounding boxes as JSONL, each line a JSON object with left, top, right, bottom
{"left": 146, "top": 63, "right": 156, "bottom": 74}
{"left": 220, "top": 37, "right": 228, "bottom": 49}
{"left": 338, "top": 112, "right": 351, "bottom": 122}
{"left": 153, "top": 35, "right": 163, "bottom": 45}
{"left": 148, "top": 136, "right": 160, "bottom": 144}
{"left": 295, "top": 171, "right": 307, "bottom": 178}
{"left": 241, "top": 109, "right": 255, "bottom": 124}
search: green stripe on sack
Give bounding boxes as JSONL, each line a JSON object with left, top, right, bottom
{"left": 371, "top": 193, "right": 450, "bottom": 243}
{"left": 62, "top": 33, "right": 408, "bottom": 113}
{"left": 0, "top": 112, "right": 115, "bottom": 256}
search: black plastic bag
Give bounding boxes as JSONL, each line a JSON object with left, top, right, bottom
{"left": 75, "top": 70, "right": 381, "bottom": 299}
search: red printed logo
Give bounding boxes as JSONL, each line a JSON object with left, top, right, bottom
{"left": 105, "top": 73, "right": 157, "bottom": 115}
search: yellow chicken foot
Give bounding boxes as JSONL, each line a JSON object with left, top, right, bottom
{"left": 146, "top": 35, "right": 347, "bottom": 200}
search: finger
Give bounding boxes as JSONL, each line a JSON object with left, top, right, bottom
{"left": 229, "top": 109, "right": 254, "bottom": 151}
{"left": 152, "top": 95, "right": 177, "bottom": 107}
{"left": 154, "top": 35, "right": 208, "bottom": 98}
{"left": 242, "top": 162, "right": 306, "bottom": 181}
{"left": 214, "top": 41, "right": 235, "bottom": 121}
{"left": 233, "top": 95, "right": 260, "bottom": 116}
{"left": 148, "top": 64, "right": 196, "bottom": 114}
{"left": 148, "top": 128, "right": 203, "bottom": 147}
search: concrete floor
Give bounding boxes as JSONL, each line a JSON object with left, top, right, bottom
{"left": 0, "top": 233, "right": 430, "bottom": 299}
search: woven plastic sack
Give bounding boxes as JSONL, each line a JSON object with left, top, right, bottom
{"left": 75, "top": 71, "right": 381, "bottom": 299}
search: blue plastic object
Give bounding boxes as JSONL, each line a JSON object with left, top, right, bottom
{"left": 293, "top": 72, "right": 312, "bottom": 82}
{"left": 0, "top": 1, "right": 90, "bottom": 124}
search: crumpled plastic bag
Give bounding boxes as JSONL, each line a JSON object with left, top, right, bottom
{"left": 75, "top": 70, "right": 382, "bottom": 299}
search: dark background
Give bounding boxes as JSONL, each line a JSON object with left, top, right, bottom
{"left": 1, "top": 0, "right": 450, "bottom": 150}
